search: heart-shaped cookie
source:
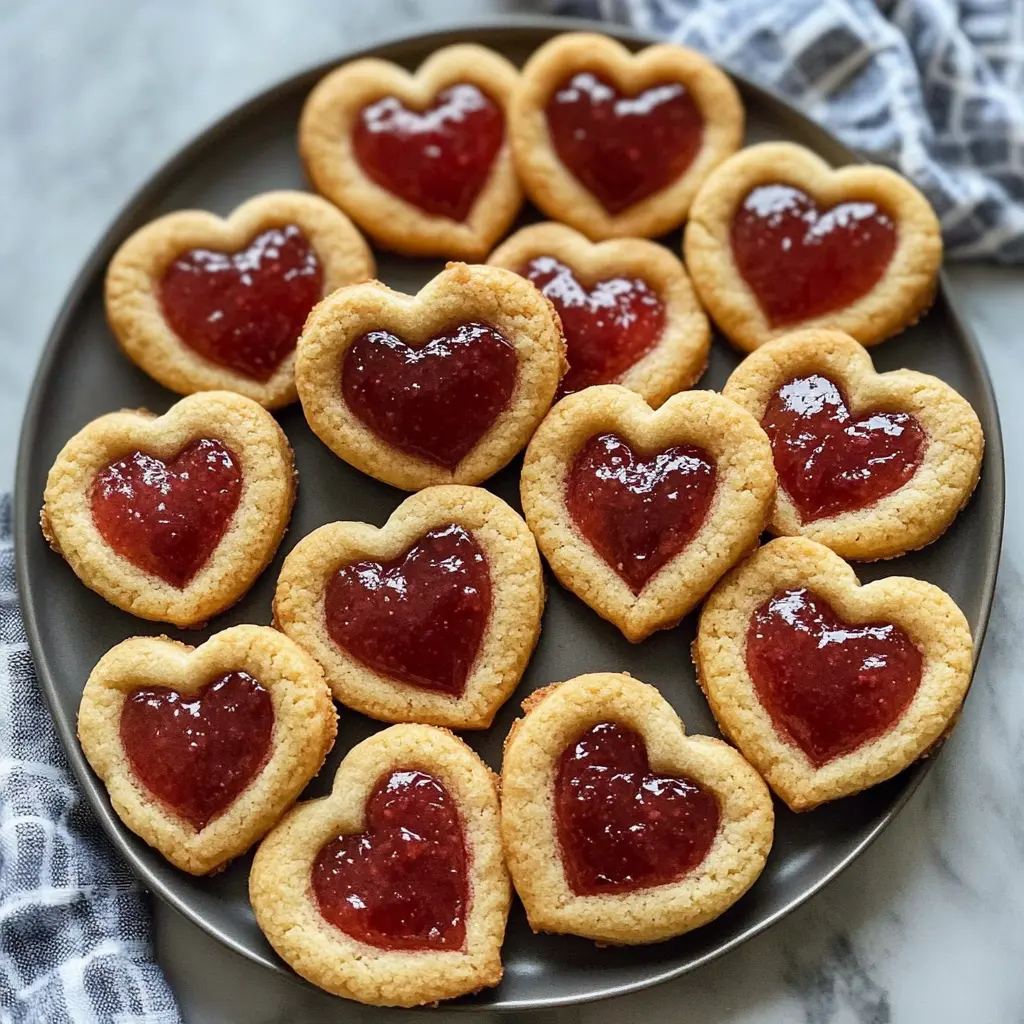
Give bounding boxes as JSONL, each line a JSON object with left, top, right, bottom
{"left": 77, "top": 625, "right": 336, "bottom": 874}
{"left": 684, "top": 142, "right": 943, "bottom": 352}
{"left": 295, "top": 262, "right": 566, "bottom": 490}
{"left": 509, "top": 33, "right": 743, "bottom": 240}
{"left": 299, "top": 45, "right": 522, "bottom": 260}
{"left": 488, "top": 221, "right": 710, "bottom": 405}
{"left": 41, "top": 391, "right": 295, "bottom": 627}
{"left": 723, "top": 329, "right": 984, "bottom": 560}
{"left": 250, "top": 724, "right": 509, "bottom": 1006}
{"left": 274, "top": 485, "right": 544, "bottom": 729}
{"left": 501, "top": 672, "right": 773, "bottom": 945}
{"left": 520, "top": 385, "right": 775, "bottom": 641}
{"left": 105, "top": 191, "right": 375, "bottom": 408}
{"left": 695, "top": 536, "right": 974, "bottom": 811}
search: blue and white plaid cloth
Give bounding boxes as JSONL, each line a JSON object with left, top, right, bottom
{"left": 561, "top": 0, "right": 1024, "bottom": 262}
{"left": 0, "top": 497, "right": 180, "bottom": 1024}
{"left": 2, "top": 3, "right": 1022, "bottom": 1021}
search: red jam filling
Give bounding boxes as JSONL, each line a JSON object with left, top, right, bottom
{"left": 160, "top": 224, "right": 322, "bottom": 381}
{"left": 119, "top": 671, "right": 274, "bottom": 831}
{"left": 522, "top": 256, "right": 664, "bottom": 397}
{"left": 324, "top": 524, "right": 490, "bottom": 695}
{"left": 746, "top": 588, "right": 923, "bottom": 767}
{"left": 730, "top": 184, "right": 898, "bottom": 326}
{"left": 761, "top": 375, "right": 926, "bottom": 522}
{"left": 312, "top": 769, "right": 467, "bottom": 951}
{"left": 90, "top": 439, "right": 242, "bottom": 588}
{"left": 565, "top": 433, "right": 716, "bottom": 593}
{"left": 341, "top": 321, "right": 517, "bottom": 468}
{"left": 545, "top": 72, "right": 704, "bottom": 214}
{"left": 555, "top": 722, "right": 719, "bottom": 895}
{"left": 352, "top": 84, "right": 504, "bottom": 221}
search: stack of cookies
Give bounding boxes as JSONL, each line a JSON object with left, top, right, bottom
{"left": 40, "top": 32, "right": 983, "bottom": 1008}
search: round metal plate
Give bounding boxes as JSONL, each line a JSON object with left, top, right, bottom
{"left": 14, "top": 17, "right": 1004, "bottom": 1012}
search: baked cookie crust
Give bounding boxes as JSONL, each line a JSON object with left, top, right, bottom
{"left": 722, "top": 329, "right": 984, "bottom": 560}
{"left": 509, "top": 33, "right": 744, "bottom": 240}
{"left": 299, "top": 45, "right": 523, "bottom": 261}
{"left": 249, "top": 724, "right": 509, "bottom": 1007}
{"left": 41, "top": 391, "right": 295, "bottom": 627}
{"left": 295, "top": 262, "right": 566, "bottom": 491}
{"left": 684, "top": 142, "right": 943, "bottom": 352}
{"left": 77, "top": 625, "right": 337, "bottom": 875}
{"left": 487, "top": 221, "right": 710, "bottom": 406}
{"left": 694, "top": 536, "right": 974, "bottom": 811}
{"left": 274, "top": 485, "right": 544, "bottom": 730}
{"left": 500, "top": 672, "right": 773, "bottom": 945}
{"left": 105, "top": 190, "right": 375, "bottom": 408}
{"left": 520, "top": 385, "right": 776, "bottom": 642}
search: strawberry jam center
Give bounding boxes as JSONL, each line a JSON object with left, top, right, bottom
{"left": 545, "top": 72, "right": 704, "bottom": 213}
{"left": 119, "top": 671, "right": 274, "bottom": 831}
{"left": 90, "top": 439, "right": 242, "bottom": 588}
{"left": 324, "top": 524, "right": 490, "bottom": 696}
{"left": 731, "top": 185, "right": 897, "bottom": 326}
{"left": 160, "top": 224, "right": 322, "bottom": 381}
{"left": 352, "top": 84, "right": 504, "bottom": 221}
{"left": 522, "top": 256, "right": 664, "bottom": 397}
{"left": 312, "top": 769, "right": 467, "bottom": 951}
{"left": 761, "top": 375, "right": 926, "bottom": 521}
{"left": 341, "top": 321, "right": 517, "bottom": 468}
{"left": 555, "top": 722, "right": 719, "bottom": 894}
{"left": 565, "top": 433, "right": 716, "bottom": 593}
{"left": 746, "top": 588, "right": 923, "bottom": 766}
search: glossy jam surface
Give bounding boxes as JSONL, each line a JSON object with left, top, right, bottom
{"left": 523, "top": 256, "right": 664, "bottom": 397}
{"left": 324, "top": 524, "right": 490, "bottom": 695}
{"left": 565, "top": 433, "right": 716, "bottom": 593}
{"left": 341, "top": 321, "right": 517, "bottom": 468}
{"left": 746, "top": 588, "right": 923, "bottom": 766}
{"left": 352, "top": 84, "right": 504, "bottom": 221}
{"left": 90, "top": 439, "right": 242, "bottom": 588}
{"left": 312, "top": 769, "right": 467, "bottom": 951}
{"left": 731, "top": 185, "right": 897, "bottom": 326}
{"left": 761, "top": 375, "right": 926, "bottom": 522}
{"left": 119, "top": 671, "right": 273, "bottom": 831}
{"left": 555, "top": 722, "right": 720, "bottom": 895}
{"left": 160, "top": 225, "right": 322, "bottom": 381}
{"left": 545, "top": 72, "right": 704, "bottom": 214}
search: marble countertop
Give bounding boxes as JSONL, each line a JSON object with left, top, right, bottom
{"left": 3, "top": 3, "right": 1022, "bottom": 1022}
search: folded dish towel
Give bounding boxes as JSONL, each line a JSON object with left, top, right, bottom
{"left": 559, "top": 0, "right": 1024, "bottom": 262}
{"left": 0, "top": 497, "right": 180, "bottom": 1024}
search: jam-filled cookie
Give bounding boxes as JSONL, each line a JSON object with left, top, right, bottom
{"left": 509, "top": 33, "right": 743, "bottom": 240}
{"left": 41, "top": 391, "right": 295, "bottom": 627}
{"left": 488, "top": 222, "right": 710, "bottom": 405}
{"left": 695, "top": 536, "right": 973, "bottom": 811}
{"left": 105, "top": 191, "right": 374, "bottom": 408}
{"left": 723, "top": 329, "right": 984, "bottom": 560}
{"left": 295, "top": 262, "right": 566, "bottom": 490}
{"left": 299, "top": 45, "right": 522, "bottom": 261}
{"left": 684, "top": 142, "right": 942, "bottom": 352}
{"left": 520, "top": 385, "right": 775, "bottom": 642}
{"left": 274, "top": 485, "right": 544, "bottom": 730}
{"left": 501, "top": 673, "right": 773, "bottom": 945}
{"left": 250, "top": 724, "right": 509, "bottom": 1006}
{"left": 77, "top": 625, "right": 336, "bottom": 875}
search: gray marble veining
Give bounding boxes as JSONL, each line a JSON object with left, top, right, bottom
{"left": 3, "top": 3, "right": 1023, "bottom": 1022}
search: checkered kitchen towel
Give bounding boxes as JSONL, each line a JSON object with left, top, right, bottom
{"left": 563, "top": 0, "right": 1024, "bottom": 262}
{"left": 0, "top": 497, "right": 180, "bottom": 1023}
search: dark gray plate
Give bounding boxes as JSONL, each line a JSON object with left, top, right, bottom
{"left": 14, "top": 17, "right": 1004, "bottom": 1012}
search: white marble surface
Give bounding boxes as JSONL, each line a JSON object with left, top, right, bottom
{"left": 3, "top": 3, "right": 1023, "bottom": 1022}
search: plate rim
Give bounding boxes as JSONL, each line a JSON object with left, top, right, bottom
{"left": 13, "top": 14, "right": 1006, "bottom": 1012}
